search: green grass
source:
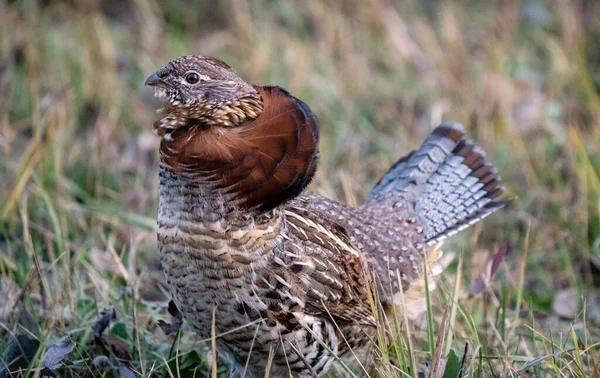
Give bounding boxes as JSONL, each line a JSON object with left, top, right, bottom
{"left": 1, "top": 0, "right": 600, "bottom": 377}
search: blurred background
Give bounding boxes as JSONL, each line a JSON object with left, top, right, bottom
{"left": 1, "top": 0, "right": 599, "bottom": 376}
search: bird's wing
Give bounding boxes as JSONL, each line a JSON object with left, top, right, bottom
{"left": 280, "top": 205, "right": 377, "bottom": 328}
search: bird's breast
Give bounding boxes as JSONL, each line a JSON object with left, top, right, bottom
{"left": 157, "top": 168, "right": 287, "bottom": 334}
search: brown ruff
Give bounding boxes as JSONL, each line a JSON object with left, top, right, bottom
{"left": 159, "top": 86, "right": 319, "bottom": 211}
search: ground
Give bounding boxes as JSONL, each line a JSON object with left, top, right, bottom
{"left": 0, "top": 0, "right": 599, "bottom": 377}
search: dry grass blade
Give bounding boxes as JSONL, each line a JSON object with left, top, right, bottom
{"left": 211, "top": 307, "right": 217, "bottom": 378}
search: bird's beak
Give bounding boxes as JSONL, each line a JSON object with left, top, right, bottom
{"left": 145, "top": 73, "right": 162, "bottom": 87}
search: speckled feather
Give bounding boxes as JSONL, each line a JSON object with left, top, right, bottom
{"left": 148, "top": 55, "right": 506, "bottom": 377}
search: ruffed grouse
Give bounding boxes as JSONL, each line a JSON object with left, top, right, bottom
{"left": 146, "top": 56, "right": 505, "bottom": 377}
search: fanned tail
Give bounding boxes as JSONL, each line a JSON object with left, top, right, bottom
{"left": 368, "top": 123, "right": 507, "bottom": 245}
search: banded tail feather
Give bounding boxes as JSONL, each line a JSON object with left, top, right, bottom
{"left": 368, "top": 123, "right": 507, "bottom": 245}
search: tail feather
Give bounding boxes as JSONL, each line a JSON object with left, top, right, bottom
{"left": 367, "top": 123, "right": 506, "bottom": 245}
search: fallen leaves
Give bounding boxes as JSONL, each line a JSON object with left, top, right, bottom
{"left": 468, "top": 245, "right": 508, "bottom": 298}
{"left": 0, "top": 336, "right": 76, "bottom": 377}
{"left": 157, "top": 300, "right": 183, "bottom": 336}
{"left": 92, "top": 307, "right": 132, "bottom": 361}
{"left": 0, "top": 301, "right": 187, "bottom": 376}
{"left": 42, "top": 338, "right": 76, "bottom": 370}
{"left": 92, "top": 306, "right": 116, "bottom": 337}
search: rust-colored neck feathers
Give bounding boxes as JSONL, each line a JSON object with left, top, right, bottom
{"left": 159, "top": 86, "right": 319, "bottom": 211}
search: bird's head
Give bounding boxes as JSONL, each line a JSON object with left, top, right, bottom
{"left": 146, "top": 56, "right": 319, "bottom": 211}
{"left": 145, "top": 55, "right": 263, "bottom": 137}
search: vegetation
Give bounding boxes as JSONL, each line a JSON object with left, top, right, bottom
{"left": 1, "top": 0, "right": 599, "bottom": 376}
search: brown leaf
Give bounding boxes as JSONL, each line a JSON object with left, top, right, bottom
{"left": 101, "top": 335, "right": 131, "bottom": 361}
{"left": 97, "top": 335, "right": 132, "bottom": 360}
{"left": 93, "top": 307, "right": 116, "bottom": 337}
{"left": 157, "top": 300, "right": 182, "bottom": 335}
{"left": 490, "top": 245, "right": 508, "bottom": 276}
{"left": 469, "top": 245, "right": 507, "bottom": 297}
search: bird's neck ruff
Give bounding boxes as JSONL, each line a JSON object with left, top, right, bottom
{"left": 157, "top": 86, "right": 319, "bottom": 213}
{"left": 153, "top": 91, "right": 264, "bottom": 139}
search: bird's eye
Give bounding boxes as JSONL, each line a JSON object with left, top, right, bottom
{"left": 185, "top": 72, "right": 200, "bottom": 84}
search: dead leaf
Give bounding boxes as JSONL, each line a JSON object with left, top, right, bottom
{"left": 42, "top": 338, "right": 75, "bottom": 369}
{"left": 490, "top": 245, "right": 507, "bottom": 276}
{"left": 157, "top": 300, "right": 183, "bottom": 335}
{"left": 97, "top": 334, "right": 132, "bottom": 360}
{"left": 93, "top": 307, "right": 116, "bottom": 337}
{"left": 469, "top": 245, "right": 508, "bottom": 297}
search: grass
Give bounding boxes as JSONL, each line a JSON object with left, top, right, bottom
{"left": 1, "top": 0, "right": 600, "bottom": 376}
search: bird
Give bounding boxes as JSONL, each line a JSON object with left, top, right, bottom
{"left": 145, "top": 55, "right": 506, "bottom": 377}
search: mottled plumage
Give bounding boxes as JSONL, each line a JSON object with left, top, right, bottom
{"left": 146, "top": 55, "right": 506, "bottom": 377}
